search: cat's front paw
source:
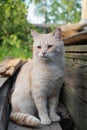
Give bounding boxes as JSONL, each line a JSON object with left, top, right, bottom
{"left": 50, "top": 114, "right": 61, "bottom": 122}
{"left": 41, "top": 118, "right": 51, "bottom": 125}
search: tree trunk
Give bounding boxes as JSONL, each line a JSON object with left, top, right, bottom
{"left": 81, "top": 0, "right": 87, "bottom": 20}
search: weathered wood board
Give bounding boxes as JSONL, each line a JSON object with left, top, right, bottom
{"left": 0, "top": 58, "right": 24, "bottom": 77}
{"left": 64, "top": 60, "right": 87, "bottom": 102}
{"left": 62, "top": 85, "right": 87, "bottom": 130}
{"left": 0, "top": 61, "right": 22, "bottom": 130}
{"left": 0, "top": 79, "right": 10, "bottom": 130}
{"left": 65, "top": 45, "right": 87, "bottom": 52}
{"left": 7, "top": 121, "right": 62, "bottom": 130}
{"left": 64, "top": 31, "right": 87, "bottom": 45}
{"left": 0, "top": 77, "right": 8, "bottom": 88}
{"left": 63, "top": 39, "right": 87, "bottom": 130}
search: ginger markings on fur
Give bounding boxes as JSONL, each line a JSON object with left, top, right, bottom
{"left": 10, "top": 28, "right": 64, "bottom": 127}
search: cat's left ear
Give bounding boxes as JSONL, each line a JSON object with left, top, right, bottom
{"left": 52, "top": 28, "right": 62, "bottom": 40}
{"left": 31, "top": 29, "right": 39, "bottom": 39}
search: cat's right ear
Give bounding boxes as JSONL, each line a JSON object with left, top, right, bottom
{"left": 31, "top": 29, "right": 39, "bottom": 39}
{"left": 52, "top": 28, "right": 62, "bottom": 40}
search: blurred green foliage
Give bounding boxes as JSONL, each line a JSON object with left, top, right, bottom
{"left": 0, "top": 0, "right": 33, "bottom": 61}
{"left": 33, "top": 0, "right": 81, "bottom": 23}
{"left": 0, "top": 0, "right": 81, "bottom": 61}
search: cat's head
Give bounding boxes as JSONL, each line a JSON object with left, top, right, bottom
{"left": 31, "top": 28, "right": 64, "bottom": 61}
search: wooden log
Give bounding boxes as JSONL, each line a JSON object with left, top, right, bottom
{"left": 64, "top": 31, "right": 87, "bottom": 45}
{"left": 61, "top": 22, "right": 87, "bottom": 38}
{"left": 65, "top": 45, "right": 87, "bottom": 52}
{"left": 0, "top": 58, "right": 25, "bottom": 77}
{"left": 34, "top": 22, "right": 87, "bottom": 39}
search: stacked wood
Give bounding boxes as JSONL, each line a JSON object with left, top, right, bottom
{"left": 34, "top": 21, "right": 87, "bottom": 39}
{"left": 62, "top": 34, "right": 87, "bottom": 130}
{"left": 64, "top": 30, "right": 87, "bottom": 45}
{"left": 0, "top": 58, "right": 25, "bottom": 77}
{"left": 0, "top": 66, "right": 21, "bottom": 130}
{"left": 60, "top": 22, "right": 87, "bottom": 39}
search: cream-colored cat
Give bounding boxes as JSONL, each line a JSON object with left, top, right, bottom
{"left": 10, "top": 28, "right": 64, "bottom": 127}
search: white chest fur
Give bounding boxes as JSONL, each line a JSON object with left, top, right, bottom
{"left": 32, "top": 61, "right": 64, "bottom": 97}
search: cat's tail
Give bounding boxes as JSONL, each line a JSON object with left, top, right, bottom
{"left": 10, "top": 112, "right": 40, "bottom": 127}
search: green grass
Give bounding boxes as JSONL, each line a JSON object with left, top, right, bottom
{"left": 0, "top": 45, "right": 32, "bottom": 61}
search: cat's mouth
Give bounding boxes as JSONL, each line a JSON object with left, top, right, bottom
{"left": 39, "top": 55, "right": 49, "bottom": 61}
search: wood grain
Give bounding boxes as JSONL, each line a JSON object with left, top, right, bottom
{"left": 0, "top": 79, "right": 10, "bottom": 130}
{"left": 7, "top": 121, "right": 63, "bottom": 130}
{"left": 0, "top": 77, "right": 8, "bottom": 88}
{"left": 0, "top": 58, "right": 24, "bottom": 77}
{"left": 63, "top": 41, "right": 87, "bottom": 130}
{"left": 62, "top": 85, "right": 87, "bottom": 130}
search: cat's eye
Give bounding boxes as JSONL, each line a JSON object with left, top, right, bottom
{"left": 48, "top": 45, "right": 53, "bottom": 49}
{"left": 37, "top": 46, "right": 41, "bottom": 49}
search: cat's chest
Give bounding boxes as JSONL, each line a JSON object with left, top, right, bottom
{"left": 32, "top": 64, "right": 63, "bottom": 85}
{"left": 34, "top": 63, "right": 63, "bottom": 77}
{"left": 31, "top": 63, "right": 63, "bottom": 96}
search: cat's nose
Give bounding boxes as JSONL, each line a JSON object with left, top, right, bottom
{"left": 42, "top": 51, "right": 46, "bottom": 56}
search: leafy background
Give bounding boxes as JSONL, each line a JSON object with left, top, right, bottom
{"left": 0, "top": 0, "right": 81, "bottom": 61}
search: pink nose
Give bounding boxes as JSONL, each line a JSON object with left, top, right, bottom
{"left": 42, "top": 52, "right": 46, "bottom": 56}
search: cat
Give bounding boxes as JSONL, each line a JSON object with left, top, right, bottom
{"left": 10, "top": 28, "right": 64, "bottom": 127}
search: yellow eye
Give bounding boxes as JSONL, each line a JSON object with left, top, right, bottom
{"left": 48, "top": 45, "right": 53, "bottom": 49}
{"left": 37, "top": 46, "right": 41, "bottom": 49}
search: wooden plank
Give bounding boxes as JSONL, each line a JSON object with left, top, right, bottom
{"left": 64, "top": 31, "right": 87, "bottom": 45}
{"left": 64, "top": 45, "right": 87, "bottom": 130}
{"left": 50, "top": 122, "right": 62, "bottom": 130}
{"left": 65, "top": 53, "right": 87, "bottom": 60}
{"left": 0, "top": 79, "right": 11, "bottom": 130}
{"left": 0, "top": 69, "right": 18, "bottom": 130}
{"left": 8, "top": 121, "right": 63, "bottom": 130}
{"left": 64, "top": 66, "right": 87, "bottom": 88}
{"left": 0, "top": 77, "right": 8, "bottom": 88}
{"left": 65, "top": 58, "right": 87, "bottom": 76}
{"left": 8, "top": 121, "right": 32, "bottom": 130}
{"left": 62, "top": 85, "right": 87, "bottom": 130}
{"left": 65, "top": 45, "right": 87, "bottom": 52}
{"left": 65, "top": 64, "right": 87, "bottom": 88}
{"left": 39, "top": 125, "right": 49, "bottom": 130}
{"left": 0, "top": 58, "right": 24, "bottom": 77}
{"left": 64, "top": 59, "right": 87, "bottom": 103}
{"left": 8, "top": 122, "right": 50, "bottom": 130}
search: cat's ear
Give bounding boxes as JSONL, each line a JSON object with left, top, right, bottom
{"left": 52, "top": 28, "right": 62, "bottom": 40}
{"left": 31, "top": 29, "right": 39, "bottom": 39}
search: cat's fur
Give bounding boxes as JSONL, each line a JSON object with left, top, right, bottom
{"left": 10, "top": 28, "right": 64, "bottom": 127}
